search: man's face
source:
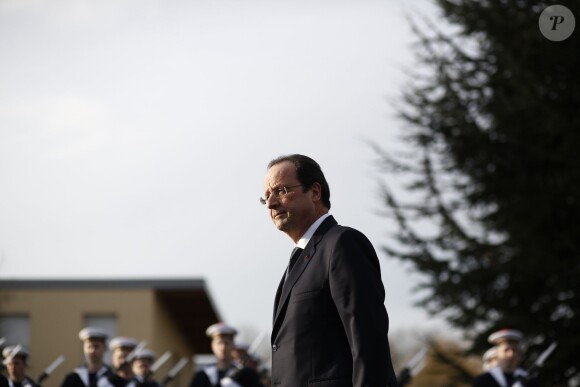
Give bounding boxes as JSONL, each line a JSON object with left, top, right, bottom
{"left": 232, "top": 347, "right": 249, "bottom": 363}
{"left": 483, "top": 356, "right": 497, "bottom": 371}
{"left": 112, "top": 346, "right": 134, "bottom": 368}
{"left": 211, "top": 334, "right": 234, "bottom": 362}
{"left": 496, "top": 341, "right": 520, "bottom": 373}
{"left": 6, "top": 356, "right": 26, "bottom": 381}
{"left": 263, "top": 161, "right": 319, "bottom": 241}
{"left": 132, "top": 358, "right": 151, "bottom": 377}
{"left": 83, "top": 339, "right": 106, "bottom": 366}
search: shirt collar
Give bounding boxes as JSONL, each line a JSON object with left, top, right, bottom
{"left": 295, "top": 213, "right": 331, "bottom": 249}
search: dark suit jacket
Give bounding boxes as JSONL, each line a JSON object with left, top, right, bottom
{"left": 271, "top": 216, "right": 398, "bottom": 387}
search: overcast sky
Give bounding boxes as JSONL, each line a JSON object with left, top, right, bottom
{"left": 0, "top": 0, "right": 452, "bottom": 353}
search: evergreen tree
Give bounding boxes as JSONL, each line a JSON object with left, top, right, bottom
{"left": 377, "top": 1, "right": 580, "bottom": 385}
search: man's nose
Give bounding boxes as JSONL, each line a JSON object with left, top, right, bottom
{"left": 266, "top": 195, "right": 279, "bottom": 208}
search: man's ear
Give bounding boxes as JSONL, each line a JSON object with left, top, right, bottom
{"left": 310, "top": 182, "right": 322, "bottom": 202}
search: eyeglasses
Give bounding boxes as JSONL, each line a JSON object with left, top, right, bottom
{"left": 260, "top": 184, "right": 304, "bottom": 205}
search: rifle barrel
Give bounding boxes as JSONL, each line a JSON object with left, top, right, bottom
{"left": 151, "top": 351, "right": 172, "bottom": 374}
{"left": 37, "top": 355, "right": 65, "bottom": 384}
{"left": 535, "top": 342, "right": 557, "bottom": 367}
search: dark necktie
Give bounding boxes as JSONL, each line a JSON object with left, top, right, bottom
{"left": 285, "top": 247, "right": 303, "bottom": 280}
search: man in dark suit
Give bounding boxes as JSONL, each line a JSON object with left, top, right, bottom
{"left": 261, "top": 154, "right": 398, "bottom": 387}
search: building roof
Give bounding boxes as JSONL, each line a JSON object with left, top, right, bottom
{"left": 0, "top": 278, "right": 207, "bottom": 290}
{"left": 0, "top": 278, "right": 221, "bottom": 354}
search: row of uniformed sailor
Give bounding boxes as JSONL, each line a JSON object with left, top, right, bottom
{"left": 188, "top": 323, "right": 264, "bottom": 387}
{"left": 473, "top": 329, "right": 540, "bottom": 387}
{"left": 1, "top": 324, "right": 264, "bottom": 387}
{"left": 108, "top": 336, "right": 161, "bottom": 387}
{"left": 60, "top": 327, "right": 122, "bottom": 387}
{"left": 59, "top": 327, "right": 161, "bottom": 387}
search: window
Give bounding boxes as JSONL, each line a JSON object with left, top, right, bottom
{"left": 83, "top": 315, "right": 117, "bottom": 338}
{"left": 0, "top": 315, "right": 30, "bottom": 348}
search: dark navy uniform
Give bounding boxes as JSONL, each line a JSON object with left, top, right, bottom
{"left": 189, "top": 365, "right": 263, "bottom": 387}
{"left": 5, "top": 377, "right": 39, "bottom": 387}
{"left": 126, "top": 377, "right": 161, "bottom": 387}
{"left": 60, "top": 366, "right": 124, "bottom": 387}
{"left": 472, "top": 366, "right": 539, "bottom": 387}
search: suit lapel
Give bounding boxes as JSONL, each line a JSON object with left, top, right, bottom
{"left": 273, "top": 272, "right": 285, "bottom": 322}
{"left": 272, "top": 216, "right": 337, "bottom": 339}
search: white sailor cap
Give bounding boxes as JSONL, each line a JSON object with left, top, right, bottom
{"left": 109, "top": 336, "right": 139, "bottom": 350}
{"left": 205, "top": 322, "right": 238, "bottom": 338}
{"left": 2, "top": 345, "right": 29, "bottom": 364}
{"left": 234, "top": 341, "right": 250, "bottom": 351}
{"left": 488, "top": 329, "right": 523, "bottom": 344}
{"left": 482, "top": 346, "right": 498, "bottom": 362}
{"left": 133, "top": 349, "right": 156, "bottom": 361}
{"left": 79, "top": 327, "right": 109, "bottom": 341}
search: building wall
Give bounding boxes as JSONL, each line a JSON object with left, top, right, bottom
{"left": 0, "top": 287, "right": 192, "bottom": 387}
{"left": 151, "top": 294, "right": 195, "bottom": 386}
